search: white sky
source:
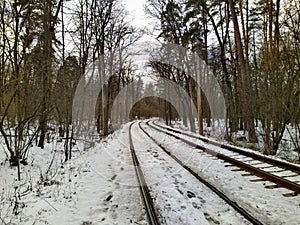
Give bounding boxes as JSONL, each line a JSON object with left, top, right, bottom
{"left": 122, "top": 0, "right": 160, "bottom": 84}
{"left": 123, "top": 0, "right": 149, "bottom": 29}
{"left": 123, "top": 0, "right": 160, "bottom": 42}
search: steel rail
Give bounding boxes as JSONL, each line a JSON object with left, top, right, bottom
{"left": 139, "top": 122, "right": 264, "bottom": 225}
{"left": 152, "top": 120, "right": 300, "bottom": 174}
{"left": 148, "top": 121, "right": 300, "bottom": 195}
{"left": 129, "top": 123, "right": 161, "bottom": 225}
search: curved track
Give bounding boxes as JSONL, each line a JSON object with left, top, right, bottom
{"left": 149, "top": 120, "right": 300, "bottom": 196}
{"left": 131, "top": 121, "right": 264, "bottom": 225}
{"left": 129, "top": 123, "right": 161, "bottom": 225}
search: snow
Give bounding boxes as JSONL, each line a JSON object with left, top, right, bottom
{"left": 0, "top": 123, "right": 147, "bottom": 225}
{"left": 131, "top": 123, "right": 250, "bottom": 225}
{"left": 144, "top": 121, "right": 300, "bottom": 224}
{"left": 1, "top": 120, "right": 299, "bottom": 224}
{"left": 171, "top": 118, "right": 300, "bottom": 163}
{"left": 153, "top": 120, "right": 300, "bottom": 176}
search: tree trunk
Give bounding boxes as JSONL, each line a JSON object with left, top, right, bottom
{"left": 38, "top": 1, "right": 55, "bottom": 148}
{"left": 228, "top": 0, "right": 257, "bottom": 142}
{"left": 188, "top": 77, "right": 196, "bottom": 133}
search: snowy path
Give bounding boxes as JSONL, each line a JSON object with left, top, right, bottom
{"left": 0, "top": 123, "right": 147, "bottom": 225}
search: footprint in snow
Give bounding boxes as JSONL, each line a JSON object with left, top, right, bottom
{"left": 175, "top": 173, "right": 182, "bottom": 178}
{"left": 192, "top": 202, "right": 201, "bottom": 209}
{"left": 187, "top": 191, "right": 196, "bottom": 198}
{"left": 111, "top": 174, "right": 117, "bottom": 181}
{"left": 153, "top": 152, "right": 159, "bottom": 157}
{"left": 105, "top": 192, "right": 113, "bottom": 202}
{"left": 197, "top": 196, "right": 206, "bottom": 204}
{"left": 204, "top": 212, "right": 220, "bottom": 224}
{"left": 176, "top": 189, "right": 184, "bottom": 195}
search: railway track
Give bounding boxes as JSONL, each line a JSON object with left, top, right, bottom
{"left": 129, "top": 122, "right": 161, "bottom": 225}
{"left": 148, "top": 120, "right": 300, "bottom": 197}
{"left": 130, "top": 121, "right": 264, "bottom": 225}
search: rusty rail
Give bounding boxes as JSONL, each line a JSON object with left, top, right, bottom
{"left": 129, "top": 123, "right": 161, "bottom": 225}
{"left": 139, "top": 122, "right": 264, "bottom": 225}
{"left": 148, "top": 121, "right": 300, "bottom": 194}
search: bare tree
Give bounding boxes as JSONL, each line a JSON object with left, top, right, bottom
{"left": 228, "top": 0, "right": 257, "bottom": 142}
{"left": 37, "top": 0, "right": 63, "bottom": 148}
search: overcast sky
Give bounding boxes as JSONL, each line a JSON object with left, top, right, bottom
{"left": 122, "top": 0, "right": 160, "bottom": 83}
{"left": 123, "top": 0, "right": 149, "bottom": 29}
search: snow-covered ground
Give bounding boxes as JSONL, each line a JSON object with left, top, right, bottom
{"left": 143, "top": 121, "right": 300, "bottom": 224}
{"left": 0, "top": 121, "right": 299, "bottom": 224}
{"left": 0, "top": 124, "right": 147, "bottom": 225}
{"left": 170, "top": 118, "right": 300, "bottom": 163}
{"left": 151, "top": 120, "right": 300, "bottom": 184}
{"left": 131, "top": 123, "right": 250, "bottom": 225}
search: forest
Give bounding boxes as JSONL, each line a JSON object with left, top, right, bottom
{"left": 0, "top": 0, "right": 299, "bottom": 176}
